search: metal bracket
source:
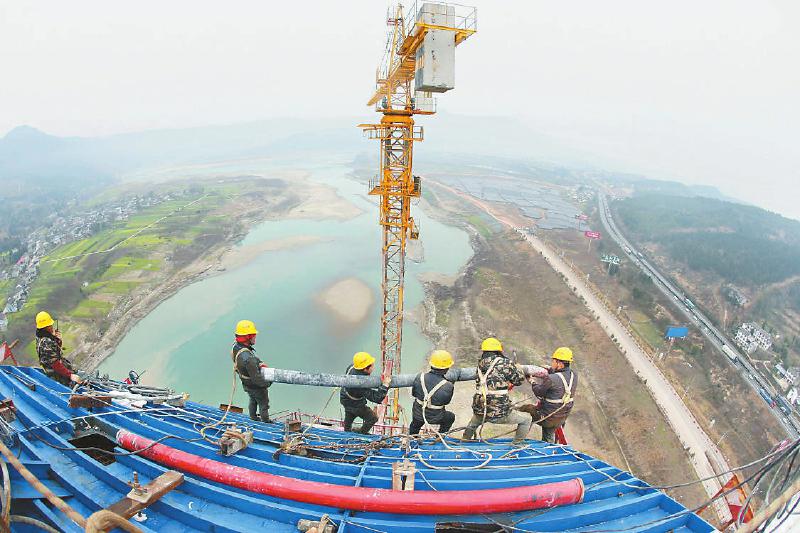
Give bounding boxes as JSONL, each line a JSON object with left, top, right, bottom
{"left": 297, "top": 514, "right": 336, "bottom": 533}
{"left": 218, "top": 425, "right": 254, "bottom": 457}
{"left": 0, "top": 399, "right": 16, "bottom": 422}
{"left": 107, "top": 470, "right": 184, "bottom": 518}
{"left": 68, "top": 394, "right": 112, "bottom": 409}
{"left": 391, "top": 459, "right": 416, "bottom": 491}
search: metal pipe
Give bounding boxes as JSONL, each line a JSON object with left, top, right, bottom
{"left": 0, "top": 440, "right": 86, "bottom": 528}
{"left": 261, "top": 365, "right": 548, "bottom": 389}
{"left": 117, "top": 429, "right": 583, "bottom": 515}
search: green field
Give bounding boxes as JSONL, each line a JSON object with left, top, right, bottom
{"left": 1, "top": 181, "right": 253, "bottom": 359}
{"left": 628, "top": 310, "right": 665, "bottom": 349}
{"left": 0, "top": 279, "right": 11, "bottom": 308}
{"left": 72, "top": 299, "right": 113, "bottom": 318}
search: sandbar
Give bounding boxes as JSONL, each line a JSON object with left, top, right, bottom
{"left": 318, "top": 277, "right": 374, "bottom": 325}
{"left": 220, "top": 235, "right": 324, "bottom": 271}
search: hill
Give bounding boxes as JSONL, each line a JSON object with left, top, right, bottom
{"left": 615, "top": 194, "right": 800, "bottom": 286}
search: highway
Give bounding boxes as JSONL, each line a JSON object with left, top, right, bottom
{"left": 597, "top": 192, "right": 798, "bottom": 438}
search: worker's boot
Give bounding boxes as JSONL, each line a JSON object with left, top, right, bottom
{"left": 461, "top": 428, "right": 476, "bottom": 441}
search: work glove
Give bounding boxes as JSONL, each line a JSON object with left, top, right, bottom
{"left": 517, "top": 403, "right": 538, "bottom": 416}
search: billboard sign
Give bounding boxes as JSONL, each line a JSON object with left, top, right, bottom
{"left": 665, "top": 326, "right": 689, "bottom": 339}
{"left": 584, "top": 230, "right": 601, "bottom": 240}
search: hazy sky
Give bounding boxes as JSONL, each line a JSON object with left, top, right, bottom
{"left": 1, "top": 1, "right": 798, "bottom": 218}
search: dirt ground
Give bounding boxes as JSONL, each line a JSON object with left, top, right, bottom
{"left": 547, "top": 220, "right": 784, "bottom": 473}
{"left": 419, "top": 186, "right": 710, "bottom": 511}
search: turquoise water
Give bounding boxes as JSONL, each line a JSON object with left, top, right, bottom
{"left": 100, "top": 160, "right": 472, "bottom": 419}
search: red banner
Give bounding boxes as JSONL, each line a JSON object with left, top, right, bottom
{"left": 584, "top": 230, "right": 601, "bottom": 240}
{"left": 1, "top": 341, "right": 19, "bottom": 366}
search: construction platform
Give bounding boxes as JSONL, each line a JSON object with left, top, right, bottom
{"left": 0, "top": 366, "right": 714, "bottom": 532}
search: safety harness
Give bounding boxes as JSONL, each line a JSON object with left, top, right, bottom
{"left": 476, "top": 357, "right": 509, "bottom": 402}
{"left": 414, "top": 372, "right": 449, "bottom": 410}
{"left": 232, "top": 345, "right": 253, "bottom": 383}
{"left": 543, "top": 371, "right": 575, "bottom": 407}
{"left": 342, "top": 365, "right": 366, "bottom": 401}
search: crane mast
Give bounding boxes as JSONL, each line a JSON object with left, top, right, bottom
{"left": 360, "top": 2, "right": 476, "bottom": 428}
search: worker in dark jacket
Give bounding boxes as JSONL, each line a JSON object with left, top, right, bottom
{"left": 232, "top": 320, "right": 271, "bottom": 423}
{"left": 524, "top": 347, "right": 578, "bottom": 443}
{"left": 408, "top": 350, "right": 456, "bottom": 436}
{"left": 35, "top": 311, "right": 81, "bottom": 387}
{"left": 462, "top": 338, "right": 529, "bottom": 444}
{"left": 340, "top": 351, "right": 390, "bottom": 434}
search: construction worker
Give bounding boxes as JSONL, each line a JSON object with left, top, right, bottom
{"left": 462, "top": 337, "right": 529, "bottom": 444}
{"left": 408, "top": 350, "right": 456, "bottom": 436}
{"left": 340, "top": 352, "right": 391, "bottom": 434}
{"left": 523, "top": 347, "right": 578, "bottom": 443}
{"left": 35, "top": 311, "right": 81, "bottom": 387}
{"left": 232, "top": 320, "right": 271, "bottom": 423}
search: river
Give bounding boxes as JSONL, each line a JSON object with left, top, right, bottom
{"left": 100, "top": 158, "right": 473, "bottom": 419}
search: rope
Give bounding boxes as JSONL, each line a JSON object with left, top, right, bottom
{"left": 9, "top": 515, "right": 60, "bottom": 533}
{"left": 0, "top": 457, "right": 9, "bottom": 533}
{"left": 300, "top": 387, "right": 338, "bottom": 438}
{"left": 197, "top": 358, "right": 240, "bottom": 444}
{"left": 84, "top": 510, "right": 143, "bottom": 533}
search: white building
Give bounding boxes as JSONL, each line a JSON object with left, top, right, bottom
{"left": 788, "top": 387, "right": 799, "bottom": 405}
{"left": 734, "top": 322, "right": 773, "bottom": 353}
{"left": 776, "top": 363, "right": 796, "bottom": 385}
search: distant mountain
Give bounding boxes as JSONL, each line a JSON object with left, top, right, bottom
{"left": 0, "top": 115, "right": 735, "bottom": 204}
{"left": 601, "top": 173, "right": 730, "bottom": 202}
{"left": 0, "top": 119, "right": 366, "bottom": 195}
{"left": 0, "top": 126, "right": 114, "bottom": 192}
{"left": 615, "top": 194, "right": 800, "bottom": 286}
{"left": 417, "top": 113, "right": 604, "bottom": 167}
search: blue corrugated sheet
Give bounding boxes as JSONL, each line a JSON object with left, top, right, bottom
{"left": 665, "top": 327, "right": 690, "bottom": 339}
{"left": 0, "top": 367, "right": 714, "bottom": 532}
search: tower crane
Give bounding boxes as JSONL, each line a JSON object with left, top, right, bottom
{"left": 360, "top": 2, "right": 476, "bottom": 428}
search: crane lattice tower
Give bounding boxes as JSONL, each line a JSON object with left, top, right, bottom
{"left": 360, "top": 2, "right": 476, "bottom": 427}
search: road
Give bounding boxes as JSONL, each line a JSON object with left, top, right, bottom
{"left": 436, "top": 182, "right": 732, "bottom": 522}
{"left": 597, "top": 193, "right": 799, "bottom": 439}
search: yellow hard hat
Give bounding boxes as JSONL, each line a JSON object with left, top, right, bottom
{"left": 552, "top": 347, "right": 574, "bottom": 363}
{"left": 353, "top": 351, "right": 375, "bottom": 370}
{"left": 235, "top": 320, "right": 258, "bottom": 336}
{"left": 36, "top": 311, "right": 54, "bottom": 329}
{"left": 430, "top": 350, "right": 454, "bottom": 370}
{"left": 480, "top": 337, "right": 503, "bottom": 352}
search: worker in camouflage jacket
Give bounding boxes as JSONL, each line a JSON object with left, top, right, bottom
{"left": 35, "top": 311, "right": 81, "bottom": 387}
{"left": 462, "top": 338, "right": 529, "bottom": 444}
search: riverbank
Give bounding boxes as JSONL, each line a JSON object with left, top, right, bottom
{"left": 78, "top": 169, "right": 362, "bottom": 373}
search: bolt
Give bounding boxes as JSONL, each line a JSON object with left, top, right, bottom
{"left": 129, "top": 472, "right": 146, "bottom": 495}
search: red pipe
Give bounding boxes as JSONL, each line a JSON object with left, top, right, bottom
{"left": 117, "top": 429, "right": 584, "bottom": 515}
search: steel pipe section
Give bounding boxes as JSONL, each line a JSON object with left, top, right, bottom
{"left": 117, "top": 430, "right": 583, "bottom": 515}
{"left": 260, "top": 365, "right": 548, "bottom": 389}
